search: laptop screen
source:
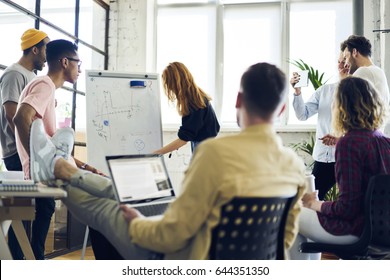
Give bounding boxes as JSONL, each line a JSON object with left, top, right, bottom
{"left": 106, "top": 154, "right": 175, "bottom": 204}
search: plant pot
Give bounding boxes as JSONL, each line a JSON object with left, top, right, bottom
{"left": 58, "top": 117, "right": 71, "bottom": 128}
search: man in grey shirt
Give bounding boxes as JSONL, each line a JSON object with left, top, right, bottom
{"left": 0, "top": 28, "right": 49, "bottom": 259}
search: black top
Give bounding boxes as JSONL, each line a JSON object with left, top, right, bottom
{"left": 178, "top": 101, "right": 220, "bottom": 143}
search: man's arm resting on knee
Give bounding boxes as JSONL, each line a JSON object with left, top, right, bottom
{"left": 13, "top": 103, "right": 37, "bottom": 154}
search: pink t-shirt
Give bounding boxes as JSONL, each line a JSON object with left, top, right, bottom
{"left": 16, "top": 76, "right": 57, "bottom": 179}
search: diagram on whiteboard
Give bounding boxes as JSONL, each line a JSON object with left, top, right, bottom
{"left": 86, "top": 71, "right": 163, "bottom": 174}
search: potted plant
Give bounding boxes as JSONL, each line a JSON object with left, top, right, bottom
{"left": 289, "top": 133, "right": 315, "bottom": 170}
{"left": 57, "top": 102, "right": 72, "bottom": 128}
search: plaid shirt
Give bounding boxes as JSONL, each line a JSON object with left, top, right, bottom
{"left": 318, "top": 129, "right": 390, "bottom": 236}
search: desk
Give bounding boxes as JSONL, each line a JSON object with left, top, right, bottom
{"left": 0, "top": 186, "right": 67, "bottom": 260}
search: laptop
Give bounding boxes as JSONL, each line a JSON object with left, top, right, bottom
{"left": 106, "top": 154, "right": 176, "bottom": 217}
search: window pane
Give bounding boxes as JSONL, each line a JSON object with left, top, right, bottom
{"left": 75, "top": 46, "right": 105, "bottom": 132}
{"left": 221, "top": 3, "right": 281, "bottom": 123}
{"left": 39, "top": 22, "right": 74, "bottom": 41}
{"left": 40, "top": 0, "right": 75, "bottom": 35}
{"left": 0, "top": 2, "right": 35, "bottom": 67}
{"left": 288, "top": 1, "right": 352, "bottom": 125}
{"left": 75, "top": 94, "right": 86, "bottom": 132}
{"left": 157, "top": 6, "right": 216, "bottom": 124}
{"left": 77, "top": 44, "right": 105, "bottom": 93}
{"left": 11, "top": 0, "right": 35, "bottom": 12}
{"left": 79, "top": 0, "right": 106, "bottom": 51}
{"left": 157, "top": 0, "right": 209, "bottom": 4}
{"left": 55, "top": 88, "right": 74, "bottom": 129}
{"left": 221, "top": 0, "right": 279, "bottom": 3}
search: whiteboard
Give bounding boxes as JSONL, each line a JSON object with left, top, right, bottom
{"left": 86, "top": 71, "right": 163, "bottom": 174}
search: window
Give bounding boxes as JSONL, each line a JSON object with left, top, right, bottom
{"left": 156, "top": 0, "right": 353, "bottom": 127}
{"left": 0, "top": 0, "right": 109, "bottom": 133}
{"left": 157, "top": 4, "right": 216, "bottom": 124}
{"left": 0, "top": 2, "right": 35, "bottom": 66}
{"left": 222, "top": 3, "right": 281, "bottom": 123}
{"left": 40, "top": 0, "right": 76, "bottom": 35}
{"left": 288, "top": 1, "right": 352, "bottom": 125}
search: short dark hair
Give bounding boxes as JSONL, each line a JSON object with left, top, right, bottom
{"left": 240, "top": 63, "right": 286, "bottom": 119}
{"left": 23, "top": 39, "right": 46, "bottom": 56}
{"left": 46, "top": 39, "right": 78, "bottom": 63}
{"left": 345, "top": 35, "right": 372, "bottom": 57}
{"left": 340, "top": 40, "right": 347, "bottom": 52}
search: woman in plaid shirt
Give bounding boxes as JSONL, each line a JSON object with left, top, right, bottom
{"left": 290, "top": 76, "right": 390, "bottom": 260}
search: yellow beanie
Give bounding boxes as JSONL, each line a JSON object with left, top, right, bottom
{"left": 21, "top": 28, "right": 48, "bottom": 51}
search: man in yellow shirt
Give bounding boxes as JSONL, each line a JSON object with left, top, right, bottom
{"left": 29, "top": 62, "right": 306, "bottom": 259}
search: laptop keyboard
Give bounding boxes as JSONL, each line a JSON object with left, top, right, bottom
{"left": 135, "top": 203, "right": 169, "bottom": 217}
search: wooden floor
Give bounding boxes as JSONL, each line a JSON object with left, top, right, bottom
{"left": 50, "top": 246, "right": 95, "bottom": 260}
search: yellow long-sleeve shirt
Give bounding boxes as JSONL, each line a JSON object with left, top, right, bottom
{"left": 130, "top": 124, "right": 306, "bottom": 259}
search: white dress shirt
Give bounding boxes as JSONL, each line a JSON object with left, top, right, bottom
{"left": 292, "top": 83, "right": 338, "bottom": 163}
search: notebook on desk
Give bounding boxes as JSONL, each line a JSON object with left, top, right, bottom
{"left": 0, "top": 179, "right": 37, "bottom": 191}
{"left": 106, "top": 154, "right": 176, "bottom": 217}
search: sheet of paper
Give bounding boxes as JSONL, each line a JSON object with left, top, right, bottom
{"left": 294, "top": 70, "right": 309, "bottom": 88}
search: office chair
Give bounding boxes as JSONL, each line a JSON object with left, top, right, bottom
{"left": 300, "top": 174, "right": 390, "bottom": 259}
{"left": 209, "top": 194, "right": 296, "bottom": 260}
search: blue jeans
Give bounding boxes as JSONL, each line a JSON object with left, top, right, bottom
{"left": 4, "top": 153, "right": 55, "bottom": 260}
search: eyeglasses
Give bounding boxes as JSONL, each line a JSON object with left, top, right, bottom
{"left": 60, "top": 57, "right": 82, "bottom": 68}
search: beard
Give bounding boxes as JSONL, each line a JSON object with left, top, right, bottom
{"left": 348, "top": 57, "right": 358, "bottom": 74}
{"left": 33, "top": 60, "right": 44, "bottom": 71}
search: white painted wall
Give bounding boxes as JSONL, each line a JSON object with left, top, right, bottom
{"left": 108, "top": 0, "right": 147, "bottom": 72}
{"left": 364, "top": 0, "right": 390, "bottom": 83}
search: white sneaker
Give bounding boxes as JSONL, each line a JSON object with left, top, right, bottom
{"left": 29, "top": 119, "right": 57, "bottom": 183}
{"left": 51, "top": 127, "right": 74, "bottom": 160}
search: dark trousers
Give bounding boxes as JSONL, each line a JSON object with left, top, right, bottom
{"left": 312, "top": 161, "right": 336, "bottom": 200}
{"left": 4, "top": 153, "right": 55, "bottom": 260}
{"left": 191, "top": 141, "right": 200, "bottom": 153}
{"left": 4, "top": 153, "right": 26, "bottom": 260}
{"left": 89, "top": 227, "right": 124, "bottom": 260}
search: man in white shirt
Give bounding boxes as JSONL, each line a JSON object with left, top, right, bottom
{"left": 322, "top": 35, "right": 390, "bottom": 144}
{"left": 343, "top": 35, "right": 390, "bottom": 114}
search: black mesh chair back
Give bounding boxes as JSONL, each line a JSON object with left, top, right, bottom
{"left": 300, "top": 174, "right": 390, "bottom": 259}
{"left": 209, "top": 195, "right": 296, "bottom": 260}
{"left": 368, "top": 175, "right": 390, "bottom": 248}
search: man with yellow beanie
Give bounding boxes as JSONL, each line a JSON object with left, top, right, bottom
{"left": 0, "top": 28, "right": 49, "bottom": 259}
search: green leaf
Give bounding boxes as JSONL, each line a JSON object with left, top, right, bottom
{"left": 324, "top": 184, "right": 339, "bottom": 201}
{"left": 288, "top": 58, "right": 328, "bottom": 89}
